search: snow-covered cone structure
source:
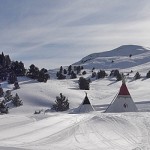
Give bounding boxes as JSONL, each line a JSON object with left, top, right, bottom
{"left": 105, "top": 78, "right": 138, "bottom": 113}
{"left": 75, "top": 93, "right": 95, "bottom": 113}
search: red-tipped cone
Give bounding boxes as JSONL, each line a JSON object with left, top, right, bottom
{"left": 118, "top": 83, "right": 130, "bottom": 96}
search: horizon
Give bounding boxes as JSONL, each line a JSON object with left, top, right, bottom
{"left": 1, "top": 0, "right": 150, "bottom": 69}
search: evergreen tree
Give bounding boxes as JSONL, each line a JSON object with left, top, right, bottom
{"left": 60, "top": 66, "right": 63, "bottom": 74}
{"left": 70, "top": 71, "right": 77, "bottom": 79}
{"left": 11, "top": 61, "right": 25, "bottom": 76}
{"left": 110, "top": 69, "right": 119, "bottom": 77}
{"left": 8, "top": 72, "right": 17, "bottom": 84}
{"left": 14, "top": 81, "right": 20, "bottom": 89}
{"left": 92, "top": 67, "right": 95, "bottom": 72}
{"left": 63, "top": 69, "right": 67, "bottom": 74}
{"left": 116, "top": 73, "right": 122, "bottom": 81}
{"left": 97, "top": 70, "right": 106, "bottom": 79}
{"left": 0, "top": 84, "right": 4, "bottom": 97}
{"left": 57, "top": 73, "right": 66, "bottom": 80}
{"left": 12, "top": 93, "right": 23, "bottom": 107}
{"left": 4, "top": 90, "right": 13, "bottom": 102}
{"left": 76, "top": 66, "right": 81, "bottom": 74}
{"left": 82, "top": 71, "right": 86, "bottom": 75}
{"left": 0, "top": 100, "right": 8, "bottom": 114}
{"left": 52, "top": 93, "right": 69, "bottom": 111}
{"left": 134, "top": 72, "right": 141, "bottom": 80}
{"left": 37, "top": 68, "right": 50, "bottom": 82}
{"left": 91, "top": 72, "right": 96, "bottom": 78}
{"left": 68, "top": 65, "right": 72, "bottom": 75}
{"left": 27, "top": 64, "right": 39, "bottom": 79}
{"left": 79, "top": 77, "right": 90, "bottom": 90}
{"left": 146, "top": 71, "right": 150, "bottom": 78}
{"left": 81, "top": 66, "right": 84, "bottom": 70}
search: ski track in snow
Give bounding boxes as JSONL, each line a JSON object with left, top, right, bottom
{"left": 0, "top": 113, "right": 150, "bottom": 150}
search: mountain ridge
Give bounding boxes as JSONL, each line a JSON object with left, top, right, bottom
{"left": 73, "top": 45, "right": 150, "bottom": 70}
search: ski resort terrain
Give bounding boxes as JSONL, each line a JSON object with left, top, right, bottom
{"left": 0, "top": 45, "right": 150, "bottom": 150}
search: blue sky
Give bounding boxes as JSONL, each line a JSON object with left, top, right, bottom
{"left": 1, "top": 0, "right": 150, "bottom": 69}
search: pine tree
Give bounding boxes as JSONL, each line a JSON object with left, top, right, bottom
{"left": 12, "top": 93, "right": 23, "bottom": 107}
{"left": 116, "top": 73, "right": 122, "bottom": 81}
{"left": 60, "top": 66, "right": 63, "bottom": 74}
{"left": 91, "top": 72, "right": 96, "bottom": 78}
{"left": 134, "top": 72, "right": 141, "bottom": 80}
{"left": 63, "top": 69, "right": 67, "bottom": 74}
{"left": 27, "top": 64, "right": 39, "bottom": 79}
{"left": 146, "top": 71, "right": 150, "bottom": 78}
{"left": 37, "top": 68, "right": 50, "bottom": 82}
{"left": 97, "top": 70, "right": 106, "bottom": 79}
{"left": 68, "top": 65, "right": 72, "bottom": 75}
{"left": 0, "top": 84, "right": 4, "bottom": 97}
{"left": 52, "top": 93, "right": 69, "bottom": 111}
{"left": 82, "top": 71, "right": 86, "bottom": 75}
{"left": 70, "top": 71, "right": 77, "bottom": 79}
{"left": 0, "top": 100, "right": 8, "bottom": 114}
{"left": 79, "top": 77, "right": 90, "bottom": 90}
{"left": 14, "top": 81, "right": 20, "bottom": 89}
{"left": 4, "top": 90, "right": 13, "bottom": 102}
{"left": 8, "top": 72, "right": 17, "bottom": 84}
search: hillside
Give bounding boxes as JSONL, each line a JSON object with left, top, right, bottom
{"left": 73, "top": 45, "right": 150, "bottom": 70}
{"left": 0, "top": 45, "right": 150, "bottom": 149}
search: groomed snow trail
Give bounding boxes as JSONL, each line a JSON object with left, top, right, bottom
{"left": 0, "top": 112, "right": 150, "bottom": 150}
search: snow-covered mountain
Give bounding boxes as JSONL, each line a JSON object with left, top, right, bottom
{"left": 74, "top": 45, "right": 150, "bottom": 70}
{"left": 0, "top": 45, "right": 150, "bottom": 150}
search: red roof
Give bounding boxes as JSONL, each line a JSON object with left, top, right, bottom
{"left": 118, "top": 83, "right": 130, "bottom": 95}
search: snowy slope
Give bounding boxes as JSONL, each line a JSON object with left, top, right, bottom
{"left": 0, "top": 45, "right": 150, "bottom": 149}
{"left": 73, "top": 45, "right": 150, "bottom": 70}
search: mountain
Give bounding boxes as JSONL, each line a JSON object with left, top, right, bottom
{"left": 73, "top": 45, "right": 150, "bottom": 70}
{"left": 0, "top": 45, "right": 150, "bottom": 150}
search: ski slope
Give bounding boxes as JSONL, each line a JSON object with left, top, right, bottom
{"left": 0, "top": 45, "right": 150, "bottom": 150}
{"left": 0, "top": 112, "right": 150, "bottom": 150}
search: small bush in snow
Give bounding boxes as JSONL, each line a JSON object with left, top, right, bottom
{"left": 134, "top": 72, "right": 141, "bottom": 80}
{"left": 91, "top": 72, "right": 96, "bottom": 78}
{"left": 82, "top": 71, "right": 87, "bottom": 75}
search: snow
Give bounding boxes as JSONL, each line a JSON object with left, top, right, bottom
{"left": 0, "top": 45, "right": 150, "bottom": 149}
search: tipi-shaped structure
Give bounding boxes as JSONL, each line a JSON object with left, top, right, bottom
{"left": 75, "top": 93, "right": 95, "bottom": 113}
{"left": 105, "top": 77, "right": 138, "bottom": 113}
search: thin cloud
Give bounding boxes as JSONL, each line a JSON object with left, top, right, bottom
{"left": 1, "top": 0, "right": 150, "bottom": 68}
